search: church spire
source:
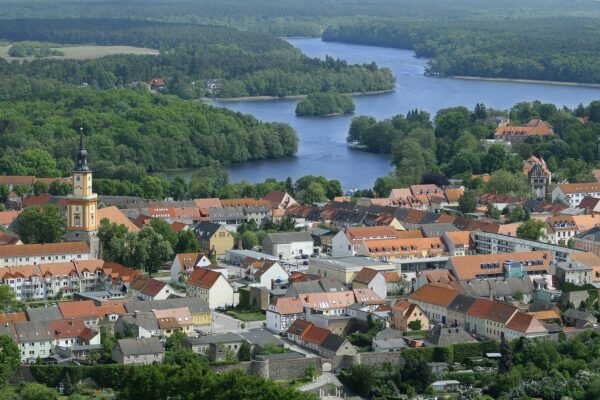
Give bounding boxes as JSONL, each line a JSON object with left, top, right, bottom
{"left": 75, "top": 127, "right": 90, "bottom": 172}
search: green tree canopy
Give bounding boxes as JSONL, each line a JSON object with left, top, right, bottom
{"left": 14, "top": 205, "right": 65, "bottom": 244}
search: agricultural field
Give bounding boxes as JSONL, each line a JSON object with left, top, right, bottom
{"left": 0, "top": 44, "right": 159, "bottom": 62}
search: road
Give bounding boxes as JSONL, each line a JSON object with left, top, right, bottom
{"left": 210, "top": 311, "right": 264, "bottom": 334}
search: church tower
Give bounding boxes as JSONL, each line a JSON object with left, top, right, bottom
{"left": 65, "top": 128, "right": 99, "bottom": 257}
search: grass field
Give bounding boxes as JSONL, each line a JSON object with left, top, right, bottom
{"left": 226, "top": 310, "right": 266, "bottom": 322}
{"left": 0, "top": 44, "right": 159, "bottom": 62}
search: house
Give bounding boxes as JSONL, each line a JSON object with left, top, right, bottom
{"left": 153, "top": 307, "right": 194, "bottom": 337}
{"left": 383, "top": 271, "right": 402, "bottom": 295}
{"left": 372, "top": 328, "right": 406, "bottom": 352}
{"left": 432, "top": 380, "right": 461, "bottom": 393}
{"left": 425, "top": 325, "right": 477, "bottom": 347}
{"left": 563, "top": 309, "right": 597, "bottom": 328}
{"left": 0, "top": 242, "right": 91, "bottom": 267}
{"left": 574, "top": 227, "right": 600, "bottom": 258}
{"left": 408, "top": 284, "right": 460, "bottom": 324}
{"left": 556, "top": 260, "right": 593, "bottom": 286}
{"left": 124, "top": 298, "right": 211, "bottom": 329}
{"left": 111, "top": 337, "right": 164, "bottom": 365}
{"left": 391, "top": 300, "right": 429, "bottom": 332}
{"left": 262, "top": 231, "right": 314, "bottom": 260}
{"left": 262, "top": 191, "right": 297, "bottom": 209}
{"left": 414, "top": 269, "right": 459, "bottom": 291}
{"left": 209, "top": 206, "right": 247, "bottom": 226}
{"left": 58, "top": 300, "right": 101, "bottom": 328}
{"left": 115, "top": 312, "right": 160, "bottom": 339}
{"left": 447, "top": 251, "right": 553, "bottom": 281}
{"left": 443, "top": 231, "right": 475, "bottom": 256}
{"left": 446, "top": 294, "right": 477, "bottom": 329}
{"left": 184, "top": 333, "right": 243, "bottom": 361}
{"left": 356, "top": 237, "right": 447, "bottom": 261}
{"left": 286, "top": 319, "right": 356, "bottom": 358}
{"left": 187, "top": 268, "right": 236, "bottom": 309}
{"left": 170, "top": 252, "right": 211, "bottom": 283}
{"left": 523, "top": 156, "right": 551, "bottom": 199}
{"left": 239, "top": 329, "right": 286, "bottom": 355}
{"left": 352, "top": 268, "right": 387, "bottom": 300}
{"left": 331, "top": 226, "right": 402, "bottom": 257}
{"left": 494, "top": 119, "right": 554, "bottom": 144}
{"left": 149, "top": 78, "right": 165, "bottom": 91}
{"left": 224, "top": 249, "right": 278, "bottom": 265}
{"left": 0, "top": 210, "right": 20, "bottom": 229}
{"left": 129, "top": 277, "right": 175, "bottom": 301}
{"left": 308, "top": 256, "right": 396, "bottom": 285}
{"left": 560, "top": 290, "right": 590, "bottom": 309}
{"left": 465, "top": 298, "right": 518, "bottom": 340}
{"left": 245, "top": 259, "right": 287, "bottom": 289}
{"left": 553, "top": 182, "right": 600, "bottom": 208}
{"left": 578, "top": 196, "right": 600, "bottom": 214}
{"left": 193, "top": 222, "right": 234, "bottom": 258}
{"left": 545, "top": 216, "right": 578, "bottom": 245}
{"left": 462, "top": 277, "right": 535, "bottom": 303}
{"left": 503, "top": 312, "right": 548, "bottom": 340}
{"left": 266, "top": 297, "right": 305, "bottom": 333}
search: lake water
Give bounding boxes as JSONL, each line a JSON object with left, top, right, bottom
{"left": 183, "top": 38, "right": 600, "bottom": 190}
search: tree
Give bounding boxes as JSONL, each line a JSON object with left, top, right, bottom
{"left": 98, "top": 219, "right": 128, "bottom": 260}
{"left": 485, "top": 203, "right": 501, "bottom": 219}
{"left": 14, "top": 205, "right": 65, "bottom": 244}
{"left": 18, "top": 383, "right": 59, "bottom": 400}
{"left": 0, "top": 285, "right": 19, "bottom": 312}
{"left": 0, "top": 335, "right": 20, "bottom": 383}
{"left": 407, "top": 319, "right": 422, "bottom": 331}
{"left": 499, "top": 337, "right": 513, "bottom": 373}
{"left": 298, "top": 182, "right": 327, "bottom": 205}
{"left": 238, "top": 340, "right": 251, "bottom": 361}
{"left": 339, "top": 364, "right": 375, "bottom": 397}
{"left": 0, "top": 184, "right": 8, "bottom": 203}
{"left": 150, "top": 218, "right": 178, "bottom": 248}
{"left": 168, "top": 176, "right": 188, "bottom": 200}
{"left": 32, "top": 181, "right": 48, "bottom": 196}
{"left": 136, "top": 227, "right": 174, "bottom": 275}
{"left": 517, "top": 219, "right": 546, "bottom": 241}
{"left": 304, "top": 364, "right": 317, "bottom": 381}
{"left": 165, "top": 330, "right": 186, "bottom": 351}
{"left": 507, "top": 205, "right": 528, "bottom": 222}
{"left": 458, "top": 190, "right": 477, "bottom": 213}
{"left": 175, "top": 230, "right": 201, "bottom": 254}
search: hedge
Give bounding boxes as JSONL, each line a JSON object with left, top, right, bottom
{"left": 402, "top": 341, "right": 500, "bottom": 364}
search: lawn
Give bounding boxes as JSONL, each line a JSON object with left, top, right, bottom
{"left": 225, "top": 310, "right": 266, "bottom": 322}
{"left": 0, "top": 44, "right": 159, "bottom": 62}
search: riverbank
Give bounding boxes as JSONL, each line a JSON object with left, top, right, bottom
{"left": 453, "top": 75, "right": 600, "bottom": 88}
{"left": 200, "top": 89, "right": 394, "bottom": 103}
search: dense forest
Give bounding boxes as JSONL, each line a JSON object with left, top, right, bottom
{"left": 295, "top": 92, "right": 355, "bottom": 116}
{"left": 346, "top": 101, "right": 600, "bottom": 196}
{"left": 323, "top": 17, "right": 600, "bottom": 84}
{"left": 0, "top": 84, "right": 298, "bottom": 177}
{"left": 0, "top": 19, "right": 394, "bottom": 99}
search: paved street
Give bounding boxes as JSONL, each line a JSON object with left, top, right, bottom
{"left": 299, "top": 372, "right": 343, "bottom": 392}
{"left": 210, "top": 311, "right": 264, "bottom": 334}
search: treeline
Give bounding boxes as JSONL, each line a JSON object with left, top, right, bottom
{"left": 346, "top": 101, "right": 600, "bottom": 195}
{"left": 0, "top": 85, "right": 298, "bottom": 177}
{"left": 295, "top": 92, "right": 355, "bottom": 116}
{"left": 0, "top": 19, "right": 395, "bottom": 99}
{"left": 8, "top": 41, "right": 63, "bottom": 57}
{"left": 323, "top": 17, "right": 600, "bottom": 84}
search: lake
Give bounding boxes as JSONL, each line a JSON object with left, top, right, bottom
{"left": 175, "top": 38, "right": 600, "bottom": 191}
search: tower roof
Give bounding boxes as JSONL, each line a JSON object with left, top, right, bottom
{"left": 75, "top": 128, "right": 91, "bottom": 172}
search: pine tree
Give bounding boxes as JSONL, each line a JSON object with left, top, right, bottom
{"left": 499, "top": 337, "right": 513, "bottom": 373}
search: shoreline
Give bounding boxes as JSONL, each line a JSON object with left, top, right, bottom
{"left": 452, "top": 75, "right": 600, "bottom": 88}
{"left": 200, "top": 89, "right": 394, "bottom": 103}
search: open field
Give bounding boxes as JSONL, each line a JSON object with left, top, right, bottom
{"left": 0, "top": 44, "right": 159, "bottom": 62}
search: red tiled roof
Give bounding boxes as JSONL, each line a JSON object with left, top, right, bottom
{"left": 97, "top": 206, "right": 140, "bottom": 232}
{"left": 352, "top": 268, "right": 380, "bottom": 284}
{"left": 288, "top": 319, "right": 311, "bottom": 336}
{"left": 58, "top": 300, "right": 98, "bottom": 319}
{"left": 300, "top": 323, "right": 330, "bottom": 345}
{"left": 0, "top": 242, "right": 89, "bottom": 257}
{"left": 0, "top": 210, "right": 20, "bottom": 226}
{"left": 187, "top": 268, "right": 222, "bottom": 289}
{"left": 50, "top": 319, "right": 89, "bottom": 339}
{"left": 409, "top": 284, "right": 459, "bottom": 307}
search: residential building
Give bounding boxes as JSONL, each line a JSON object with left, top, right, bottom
{"left": 356, "top": 237, "right": 447, "bottom": 261}
{"left": 553, "top": 182, "right": 600, "bottom": 207}
{"left": 111, "top": 337, "right": 164, "bottom": 365}
{"left": 184, "top": 333, "right": 243, "bottom": 361}
{"left": 425, "top": 325, "right": 477, "bottom": 347}
{"left": 97, "top": 206, "right": 140, "bottom": 233}
{"left": 193, "top": 222, "right": 234, "bottom": 258}
{"left": 523, "top": 156, "right": 551, "bottom": 199}
{"left": 124, "top": 298, "right": 211, "bottom": 329}
{"left": 129, "top": 277, "right": 175, "bottom": 301}
{"left": 209, "top": 206, "right": 247, "bottom": 226}
{"left": 465, "top": 298, "right": 518, "bottom": 340}
{"left": 462, "top": 277, "right": 535, "bottom": 303}
{"left": 372, "top": 329, "right": 407, "bottom": 353}
{"left": 153, "top": 307, "right": 194, "bottom": 337}
{"left": 574, "top": 227, "right": 600, "bottom": 258}
{"left": 187, "top": 268, "right": 236, "bottom": 309}
{"left": 494, "top": 119, "right": 554, "bottom": 144}
{"left": 545, "top": 216, "right": 578, "bottom": 245}
{"left": 447, "top": 251, "right": 554, "bottom": 281}
{"left": 245, "top": 259, "right": 287, "bottom": 289}
{"left": 503, "top": 312, "right": 548, "bottom": 340}
{"left": 563, "top": 309, "right": 597, "bottom": 328}
{"left": 170, "top": 252, "right": 211, "bottom": 283}
{"left": 262, "top": 232, "right": 314, "bottom": 260}
{"left": 408, "top": 284, "right": 460, "bottom": 324}
{"left": 331, "top": 226, "right": 402, "bottom": 257}
{"left": 115, "top": 312, "right": 160, "bottom": 339}
{"left": 556, "top": 259, "right": 593, "bottom": 286}
{"left": 351, "top": 268, "right": 387, "bottom": 300}
{"left": 443, "top": 231, "right": 475, "bottom": 256}
{"left": 0, "top": 242, "right": 91, "bottom": 268}
{"left": 308, "top": 256, "right": 397, "bottom": 285}
{"left": 286, "top": 319, "right": 356, "bottom": 358}
{"left": 266, "top": 297, "right": 305, "bottom": 333}
{"left": 262, "top": 191, "right": 297, "bottom": 209}
{"left": 224, "top": 249, "right": 278, "bottom": 265}
{"left": 391, "top": 300, "right": 429, "bottom": 331}
{"left": 415, "top": 269, "right": 460, "bottom": 291}
{"left": 446, "top": 294, "right": 477, "bottom": 328}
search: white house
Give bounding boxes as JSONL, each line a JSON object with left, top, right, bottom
{"left": 130, "top": 277, "right": 175, "bottom": 301}
{"left": 331, "top": 226, "right": 402, "bottom": 257}
{"left": 245, "top": 260, "right": 287, "bottom": 289}
{"left": 187, "top": 268, "right": 237, "bottom": 309}
{"left": 266, "top": 297, "right": 305, "bottom": 334}
{"left": 262, "top": 232, "right": 314, "bottom": 260}
{"left": 552, "top": 183, "right": 600, "bottom": 208}
{"left": 0, "top": 242, "right": 91, "bottom": 267}
{"left": 351, "top": 268, "right": 387, "bottom": 300}
{"left": 170, "top": 252, "right": 211, "bottom": 283}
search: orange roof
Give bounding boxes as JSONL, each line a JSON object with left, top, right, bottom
{"left": 157, "top": 317, "right": 180, "bottom": 330}
{"left": 0, "top": 176, "right": 36, "bottom": 185}
{"left": 0, "top": 210, "right": 20, "bottom": 226}
{"left": 410, "top": 184, "right": 443, "bottom": 196}
{"left": 389, "top": 188, "right": 412, "bottom": 200}
{"left": 466, "top": 298, "right": 495, "bottom": 318}
{"left": 96, "top": 302, "right": 126, "bottom": 316}
{"left": 187, "top": 268, "right": 223, "bottom": 289}
{"left": 0, "top": 242, "right": 89, "bottom": 257}
{"left": 50, "top": 319, "right": 91, "bottom": 339}
{"left": 369, "top": 198, "right": 393, "bottom": 206}
{"left": 444, "top": 231, "right": 471, "bottom": 246}
{"left": 572, "top": 214, "right": 600, "bottom": 231}
{"left": 271, "top": 297, "right": 304, "bottom": 315}
{"left": 382, "top": 271, "right": 400, "bottom": 283}
{"left": 557, "top": 182, "right": 600, "bottom": 194}
{"left": 98, "top": 206, "right": 140, "bottom": 232}
{"left": 409, "top": 284, "right": 459, "bottom": 307}
{"left": 391, "top": 299, "right": 412, "bottom": 313}
{"left": 173, "top": 207, "right": 201, "bottom": 219}
{"left": 495, "top": 119, "right": 553, "bottom": 138}
{"left": 506, "top": 312, "right": 547, "bottom": 334}
{"left": 444, "top": 188, "right": 464, "bottom": 202}
{"left": 298, "top": 291, "right": 355, "bottom": 310}
{"left": 353, "top": 288, "right": 385, "bottom": 305}
{"left": 0, "top": 312, "right": 26, "bottom": 324}
{"left": 527, "top": 309, "right": 561, "bottom": 321}
{"left": 194, "top": 198, "right": 222, "bottom": 209}
{"left": 352, "top": 268, "right": 381, "bottom": 284}
{"left": 288, "top": 319, "right": 312, "bottom": 336}
{"left": 362, "top": 237, "right": 446, "bottom": 258}
{"left": 300, "top": 323, "right": 330, "bottom": 345}
{"left": 420, "top": 269, "right": 457, "bottom": 284}
{"left": 58, "top": 300, "right": 99, "bottom": 319}
{"left": 22, "top": 193, "right": 54, "bottom": 207}
{"left": 176, "top": 253, "right": 203, "bottom": 269}
{"left": 170, "top": 221, "right": 188, "bottom": 233}
{"left": 569, "top": 252, "right": 600, "bottom": 268}
{"left": 449, "top": 251, "right": 553, "bottom": 281}
{"left": 396, "top": 230, "right": 424, "bottom": 239}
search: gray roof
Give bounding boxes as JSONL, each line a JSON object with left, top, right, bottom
{"left": 243, "top": 206, "right": 270, "bottom": 214}
{"left": 373, "top": 338, "right": 408, "bottom": 350}
{"left": 557, "top": 261, "right": 593, "bottom": 272}
{"left": 563, "top": 308, "right": 597, "bottom": 322}
{"left": 124, "top": 298, "right": 210, "bottom": 314}
{"left": 285, "top": 278, "right": 347, "bottom": 297}
{"left": 576, "top": 226, "right": 600, "bottom": 241}
{"left": 239, "top": 329, "right": 285, "bottom": 347}
{"left": 119, "top": 312, "right": 159, "bottom": 332}
{"left": 26, "top": 305, "right": 63, "bottom": 322}
{"left": 375, "top": 328, "right": 404, "bottom": 341}
{"left": 14, "top": 321, "right": 54, "bottom": 342}
{"left": 462, "top": 278, "right": 534, "bottom": 298}
{"left": 426, "top": 325, "right": 477, "bottom": 347}
{"left": 528, "top": 300, "right": 557, "bottom": 313}
{"left": 420, "top": 223, "right": 459, "bottom": 238}
{"left": 184, "top": 333, "right": 243, "bottom": 346}
{"left": 226, "top": 249, "right": 278, "bottom": 260}
{"left": 447, "top": 294, "right": 477, "bottom": 314}
{"left": 310, "top": 228, "right": 332, "bottom": 236}
{"left": 320, "top": 333, "right": 348, "bottom": 353}
{"left": 193, "top": 221, "right": 224, "bottom": 239}
{"left": 115, "top": 337, "right": 164, "bottom": 356}
{"left": 264, "top": 231, "right": 313, "bottom": 245}
{"left": 210, "top": 206, "right": 247, "bottom": 221}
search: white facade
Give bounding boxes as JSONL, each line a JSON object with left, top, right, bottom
{"left": 187, "top": 275, "right": 237, "bottom": 309}
{"left": 266, "top": 308, "right": 304, "bottom": 334}
{"left": 273, "top": 241, "right": 314, "bottom": 260}
{"left": 552, "top": 186, "right": 600, "bottom": 208}
{"left": 354, "top": 272, "right": 387, "bottom": 300}
{"left": 331, "top": 231, "right": 355, "bottom": 257}
{"left": 0, "top": 249, "right": 90, "bottom": 267}
{"left": 249, "top": 263, "right": 287, "bottom": 289}
{"left": 170, "top": 254, "right": 211, "bottom": 283}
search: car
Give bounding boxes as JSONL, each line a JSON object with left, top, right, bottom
{"left": 301, "top": 254, "right": 309, "bottom": 259}
{"left": 303, "top": 260, "right": 309, "bottom": 265}
{"left": 294, "top": 255, "right": 304, "bottom": 260}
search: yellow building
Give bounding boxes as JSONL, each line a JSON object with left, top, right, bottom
{"left": 194, "top": 222, "right": 234, "bottom": 258}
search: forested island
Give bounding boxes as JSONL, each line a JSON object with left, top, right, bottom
{"left": 295, "top": 92, "right": 355, "bottom": 116}
{"left": 0, "top": 19, "right": 394, "bottom": 99}
{"left": 346, "top": 101, "right": 600, "bottom": 196}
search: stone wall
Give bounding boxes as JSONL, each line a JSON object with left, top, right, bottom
{"left": 267, "top": 357, "right": 321, "bottom": 380}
